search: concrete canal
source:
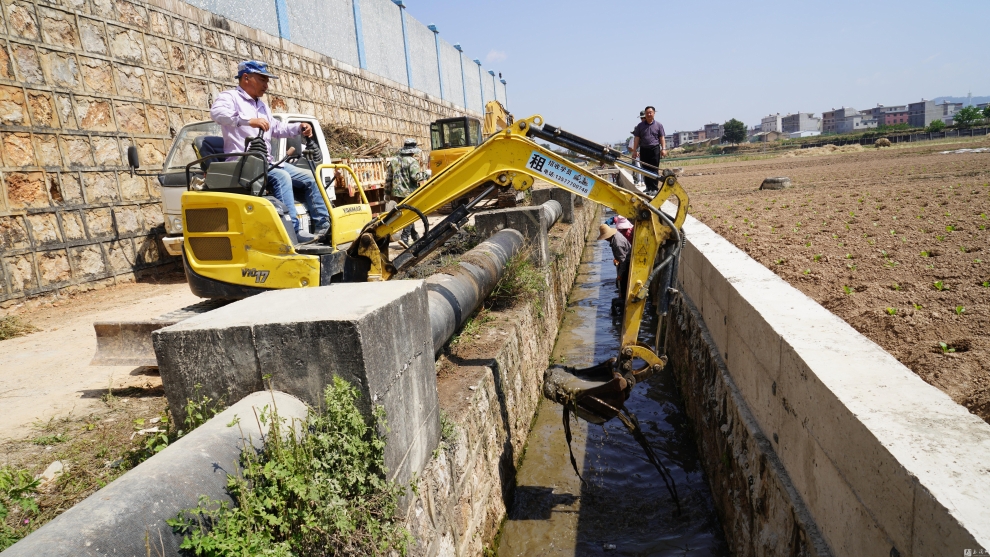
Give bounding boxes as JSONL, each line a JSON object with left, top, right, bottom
{"left": 496, "top": 219, "right": 729, "bottom": 556}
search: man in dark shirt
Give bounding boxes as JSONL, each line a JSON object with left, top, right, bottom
{"left": 598, "top": 223, "right": 631, "bottom": 298}
{"left": 630, "top": 106, "right": 667, "bottom": 195}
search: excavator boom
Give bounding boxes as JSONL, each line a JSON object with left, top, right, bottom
{"left": 359, "top": 114, "right": 689, "bottom": 424}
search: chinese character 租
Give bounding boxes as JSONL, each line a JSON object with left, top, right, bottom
{"left": 529, "top": 153, "right": 546, "bottom": 172}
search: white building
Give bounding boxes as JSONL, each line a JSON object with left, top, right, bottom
{"left": 761, "top": 113, "right": 782, "bottom": 133}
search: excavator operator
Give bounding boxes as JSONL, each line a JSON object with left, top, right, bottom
{"left": 210, "top": 60, "right": 329, "bottom": 244}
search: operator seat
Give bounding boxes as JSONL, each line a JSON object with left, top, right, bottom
{"left": 192, "top": 136, "right": 225, "bottom": 171}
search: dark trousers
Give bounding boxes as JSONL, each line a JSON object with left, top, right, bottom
{"left": 641, "top": 145, "right": 661, "bottom": 193}
{"left": 393, "top": 196, "right": 419, "bottom": 242}
{"left": 616, "top": 258, "right": 629, "bottom": 299}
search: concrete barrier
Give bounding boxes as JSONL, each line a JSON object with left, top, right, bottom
{"left": 669, "top": 211, "right": 990, "bottom": 556}
{"left": 1, "top": 391, "right": 308, "bottom": 557}
{"left": 474, "top": 200, "right": 563, "bottom": 266}
{"left": 530, "top": 188, "right": 577, "bottom": 223}
{"left": 153, "top": 281, "right": 440, "bottom": 487}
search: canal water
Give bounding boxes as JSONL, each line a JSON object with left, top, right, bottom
{"left": 496, "top": 230, "right": 728, "bottom": 556}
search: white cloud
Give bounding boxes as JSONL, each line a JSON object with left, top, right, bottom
{"left": 485, "top": 50, "right": 507, "bottom": 63}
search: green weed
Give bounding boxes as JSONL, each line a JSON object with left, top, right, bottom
{"left": 955, "top": 306, "right": 965, "bottom": 315}
{"left": 0, "top": 466, "right": 40, "bottom": 550}
{"left": 933, "top": 280, "right": 948, "bottom": 292}
{"left": 885, "top": 308, "right": 897, "bottom": 316}
{"left": 938, "top": 342, "right": 956, "bottom": 354}
{"left": 843, "top": 285, "right": 854, "bottom": 295}
{"left": 133, "top": 386, "right": 223, "bottom": 461}
{"left": 31, "top": 434, "right": 67, "bottom": 446}
{"left": 168, "top": 378, "right": 410, "bottom": 556}
{"left": 489, "top": 252, "right": 545, "bottom": 317}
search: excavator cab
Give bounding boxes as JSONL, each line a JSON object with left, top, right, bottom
{"left": 428, "top": 116, "right": 483, "bottom": 174}
{"left": 428, "top": 100, "right": 513, "bottom": 175}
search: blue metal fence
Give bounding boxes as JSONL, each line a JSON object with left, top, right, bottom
{"left": 186, "top": 0, "right": 504, "bottom": 113}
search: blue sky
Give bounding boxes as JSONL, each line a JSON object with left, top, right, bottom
{"left": 404, "top": 0, "right": 990, "bottom": 142}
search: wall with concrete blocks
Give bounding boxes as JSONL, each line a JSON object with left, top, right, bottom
{"left": 669, "top": 212, "right": 990, "bottom": 556}
{"left": 0, "top": 0, "right": 499, "bottom": 304}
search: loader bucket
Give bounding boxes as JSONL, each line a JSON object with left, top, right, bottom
{"left": 90, "top": 299, "right": 231, "bottom": 367}
{"left": 90, "top": 321, "right": 177, "bottom": 367}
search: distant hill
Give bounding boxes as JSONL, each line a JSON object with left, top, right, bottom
{"left": 932, "top": 95, "right": 990, "bottom": 106}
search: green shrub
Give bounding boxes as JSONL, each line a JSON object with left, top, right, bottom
{"left": 169, "top": 377, "right": 409, "bottom": 556}
{"left": 0, "top": 466, "right": 40, "bottom": 550}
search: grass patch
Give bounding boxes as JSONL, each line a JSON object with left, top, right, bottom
{"left": 0, "top": 387, "right": 222, "bottom": 548}
{"left": 169, "top": 378, "right": 410, "bottom": 556}
{"left": 487, "top": 251, "right": 545, "bottom": 316}
{"left": 0, "top": 316, "right": 37, "bottom": 341}
{"left": 0, "top": 405, "right": 163, "bottom": 550}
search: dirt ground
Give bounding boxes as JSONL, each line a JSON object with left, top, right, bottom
{"left": 0, "top": 271, "right": 199, "bottom": 544}
{"left": 0, "top": 271, "right": 199, "bottom": 442}
{"left": 679, "top": 136, "right": 990, "bottom": 423}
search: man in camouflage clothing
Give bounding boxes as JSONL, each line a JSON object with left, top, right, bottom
{"left": 386, "top": 139, "right": 426, "bottom": 244}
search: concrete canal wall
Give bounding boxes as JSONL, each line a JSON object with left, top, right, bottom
{"left": 667, "top": 212, "right": 990, "bottom": 556}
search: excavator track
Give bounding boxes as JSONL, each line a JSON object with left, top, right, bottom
{"left": 90, "top": 299, "right": 232, "bottom": 367}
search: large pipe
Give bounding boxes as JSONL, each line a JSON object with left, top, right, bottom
{"left": 540, "top": 199, "right": 563, "bottom": 228}
{"left": 2, "top": 391, "right": 309, "bottom": 557}
{"left": 426, "top": 228, "right": 524, "bottom": 355}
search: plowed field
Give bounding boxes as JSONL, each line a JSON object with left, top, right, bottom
{"left": 680, "top": 138, "right": 990, "bottom": 423}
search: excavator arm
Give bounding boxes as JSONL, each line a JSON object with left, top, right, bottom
{"left": 483, "top": 100, "right": 513, "bottom": 136}
{"left": 356, "top": 115, "right": 689, "bottom": 424}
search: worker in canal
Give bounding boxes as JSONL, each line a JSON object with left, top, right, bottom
{"left": 598, "top": 223, "right": 631, "bottom": 300}
{"left": 605, "top": 215, "right": 634, "bottom": 242}
{"left": 386, "top": 139, "right": 426, "bottom": 245}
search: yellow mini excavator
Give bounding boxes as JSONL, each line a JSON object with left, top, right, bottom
{"left": 177, "top": 113, "right": 690, "bottom": 496}
{"left": 179, "top": 114, "right": 688, "bottom": 430}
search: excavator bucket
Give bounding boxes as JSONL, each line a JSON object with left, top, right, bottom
{"left": 542, "top": 359, "right": 631, "bottom": 425}
{"left": 90, "top": 300, "right": 231, "bottom": 367}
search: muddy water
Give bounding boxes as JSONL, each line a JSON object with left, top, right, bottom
{"left": 497, "top": 237, "right": 728, "bottom": 556}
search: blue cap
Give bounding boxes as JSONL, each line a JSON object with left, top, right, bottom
{"left": 237, "top": 60, "right": 279, "bottom": 80}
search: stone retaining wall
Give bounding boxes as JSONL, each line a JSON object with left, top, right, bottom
{"left": 0, "top": 0, "right": 477, "bottom": 304}
{"left": 403, "top": 198, "right": 597, "bottom": 556}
